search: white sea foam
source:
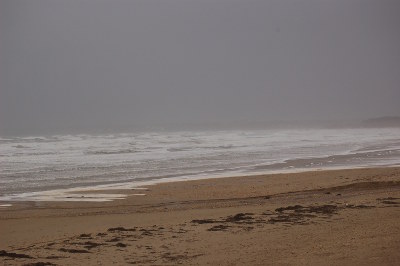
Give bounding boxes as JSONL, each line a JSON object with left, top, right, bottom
{"left": 1, "top": 128, "right": 400, "bottom": 202}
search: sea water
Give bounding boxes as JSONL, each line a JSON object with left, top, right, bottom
{"left": 1, "top": 128, "right": 400, "bottom": 202}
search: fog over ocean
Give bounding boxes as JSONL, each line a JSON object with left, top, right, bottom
{"left": 1, "top": 0, "right": 400, "bottom": 203}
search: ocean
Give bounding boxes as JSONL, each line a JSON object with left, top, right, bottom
{"left": 1, "top": 128, "right": 400, "bottom": 202}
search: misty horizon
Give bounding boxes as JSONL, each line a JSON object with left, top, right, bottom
{"left": 1, "top": 0, "right": 399, "bottom": 136}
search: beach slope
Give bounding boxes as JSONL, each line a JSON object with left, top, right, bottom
{"left": 1, "top": 167, "right": 400, "bottom": 265}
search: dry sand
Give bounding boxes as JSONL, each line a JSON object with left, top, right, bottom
{"left": 1, "top": 167, "right": 400, "bottom": 265}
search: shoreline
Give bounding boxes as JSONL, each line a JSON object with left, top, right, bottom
{"left": 1, "top": 167, "right": 400, "bottom": 265}
{"left": 1, "top": 163, "right": 399, "bottom": 205}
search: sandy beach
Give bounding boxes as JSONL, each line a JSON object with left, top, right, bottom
{"left": 1, "top": 167, "right": 400, "bottom": 265}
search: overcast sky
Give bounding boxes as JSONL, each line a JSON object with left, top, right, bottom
{"left": 1, "top": 0, "right": 399, "bottom": 135}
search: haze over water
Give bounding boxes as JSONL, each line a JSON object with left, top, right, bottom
{"left": 1, "top": 1, "right": 400, "bottom": 202}
{"left": 1, "top": 0, "right": 399, "bottom": 136}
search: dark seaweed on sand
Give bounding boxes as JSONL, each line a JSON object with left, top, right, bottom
{"left": 0, "top": 250, "right": 33, "bottom": 259}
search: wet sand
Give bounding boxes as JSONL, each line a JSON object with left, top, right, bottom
{"left": 1, "top": 167, "right": 400, "bottom": 265}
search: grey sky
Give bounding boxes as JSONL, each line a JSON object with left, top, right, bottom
{"left": 1, "top": 0, "right": 399, "bottom": 135}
